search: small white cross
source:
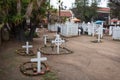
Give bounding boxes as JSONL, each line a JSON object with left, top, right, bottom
{"left": 97, "top": 26, "right": 103, "bottom": 42}
{"left": 22, "top": 42, "right": 33, "bottom": 54}
{"left": 78, "top": 29, "right": 81, "bottom": 36}
{"left": 43, "top": 35, "right": 48, "bottom": 46}
{"left": 31, "top": 51, "right": 47, "bottom": 73}
{"left": 52, "top": 34, "right": 65, "bottom": 54}
{"left": 92, "top": 23, "right": 95, "bottom": 37}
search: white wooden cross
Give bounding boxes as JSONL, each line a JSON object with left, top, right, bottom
{"left": 43, "top": 35, "right": 48, "bottom": 46}
{"left": 52, "top": 34, "right": 65, "bottom": 54}
{"left": 96, "top": 26, "right": 102, "bottom": 42}
{"left": 92, "top": 22, "right": 95, "bottom": 37}
{"left": 22, "top": 41, "right": 33, "bottom": 54}
{"left": 31, "top": 51, "right": 47, "bottom": 73}
{"left": 78, "top": 29, "right": 81, "bottom": 36}
{"left": 96, "top": 26, "right": 104, "bottom": 42}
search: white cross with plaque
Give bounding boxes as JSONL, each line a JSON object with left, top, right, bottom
{"left": 31, "top": 51, "right": 47, "bottom": 73}
{"left": 22, "top": 41, "right": 33, "bottom": 54}
{"left": 43, "top": 35, "right": 48, "bottom": 46}
{"left": 52, "top": 34, "right": 65, "bottom": 54}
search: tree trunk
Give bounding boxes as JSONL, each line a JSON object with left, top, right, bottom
{"left": 19, "top": 20, "right": 26, "bottom": 42}
{"left": 25, "top": 1, "right": 33, "bottom": 18}
{"left": 14, "top": 20, "right": 26, "bottom": 42}
{"left": 25, "top": 0, "right": 45, "bottom": 18}
{"left": 28, "top": 23, "right": 37, "bottom": 41}
{"left": 25, "top": 0, "right": 45, "bottom": 41}
{"left": 0, "top": 28, "right": 1, "bottom": 45}
{"left": 1, "top": 24, "right": 10, "bottom": 41}
{"left": 17, "top": 0, "right": 21, "bottom": 15}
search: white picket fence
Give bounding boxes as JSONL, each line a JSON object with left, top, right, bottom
{"left": 61, "top": 22, "right": 78, "bottom": 37}
{"left": 48, "top": 22, "right": 106, "bottom": 38}
{"left": 81, "top": 22, "right": 102, "bottom": 36}
{"left": 48, "top": 23, "right": 59, "bottom": 31}
{"left": 112, "top": 26, "right": 120, "bottom": 40}
{"left": 48, "top": 22, "right": 78, "bottom": 37}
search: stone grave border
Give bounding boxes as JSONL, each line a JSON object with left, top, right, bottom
{"left": 91, "top": 40, "right": 103, "bottom": 43}
{"left": 19, "top": 61, "right": 50, "bottom": 76}
{"left": 112, "top": 39, "right": 120, "bottom": 41}
{"left": 40, "top": 46, "right": 73, "bottom": 55}
{"left": 15, "top": 48, "right": 35, "bottom": 56}
{"left": 47, "top": 37, "right": 68, "bottom": 43}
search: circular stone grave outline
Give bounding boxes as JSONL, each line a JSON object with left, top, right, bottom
{"left": 91, "top": 40, "right": 103, "bottom": 43}
{"left": 15, "top": 48, "right": 35, "bottom": 56}
{"left": 40, "top": 46, "right": 73, "bottom": 55}
{"left": 19, "top": 61, "right": 50, "bottom": 76}
{"left": 47, "top": 37, "right": 68, "bottom": 43}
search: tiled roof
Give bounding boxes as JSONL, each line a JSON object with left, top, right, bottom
{"left": 97, "top": 7, "right": 110, "bottom": 13}
{"left": 57, "top": 10, "right": 72, "bottom": 17}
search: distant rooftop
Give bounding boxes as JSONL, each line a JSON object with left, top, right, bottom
{"left": 97, "top": 7, "right": 110, "bottom": 13}
{"left": 57, "top": 10, "right": 73, "bottom": 17}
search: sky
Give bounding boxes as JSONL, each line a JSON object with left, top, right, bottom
{"left": 50, "top": 0, "right": 75, "bottom": 9}
{"left": 50, "top": 0, "right": 108, "bottom": 9}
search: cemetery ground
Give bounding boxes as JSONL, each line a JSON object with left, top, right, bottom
{"left": 0, "top": 29, "right": 120, "bottom": 80}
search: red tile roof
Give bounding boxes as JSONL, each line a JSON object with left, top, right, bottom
{"left": 97, "top": 8, "right": 110, "bottom": 13}
{"left": 57, "top": 10, "right": 72, "bottom": 17}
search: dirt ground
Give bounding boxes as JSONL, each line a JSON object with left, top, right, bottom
{"left": 0, "top": 28, "right": 120, "bottom": 80}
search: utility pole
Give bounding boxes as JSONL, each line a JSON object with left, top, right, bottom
{"left": 83, "top": 0, "right": 86, "bottom": 21}
{"left": 58, "top": 0, "right": 61, "bottom": 22}
{"left": 47, "top": 0, "right": 50, "bottom": 23}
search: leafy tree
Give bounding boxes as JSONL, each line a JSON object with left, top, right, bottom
{"left": 0, "top": 0, "right": 48, "bottom": 42}
{"left": 48, "top": 6, "right": 57, "bottom": 24}
{"left": 71, "top": 0, "right": 98, "bottom": 22}
{"left": 109, "top": 0, "right": 120, "bottom": 19}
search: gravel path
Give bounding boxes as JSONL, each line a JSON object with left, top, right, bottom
{"left": 0, "top": 29, "right": 120, "bottom": 80}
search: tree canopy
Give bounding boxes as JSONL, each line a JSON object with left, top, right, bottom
{"left": 0, "top": 0, "right": 49, "bottom": 42}
{"left": 71, "top": 0, "right": 98, "bottom": 22}
{"left": 109, "top": 0, "right": 120, "bottom": 19}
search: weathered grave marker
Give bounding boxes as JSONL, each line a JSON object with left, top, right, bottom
{"left": 52, "top": 34, "right": 65, "bottom": 54}
{"left": 43, "top": 35, "right": 48, "bottom": 46}
{"left": 78, "top": 29, "right": 81, "bottom": 36}
{"left": 31, "top": 51, "right": 47, "bottom": 73}
{"left": 22, "top": 42, "right": 33, "bottom": 54}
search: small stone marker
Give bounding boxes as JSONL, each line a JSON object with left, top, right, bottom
{"left": 43, "top": 35, "right": 48, "bottom": 46}
{"left": 31, "top": 51, "right": 47, "bottom": 73}
{"left": 52, "top": 34, "right": 65, "bottom": 54}
{"left": 22, "top": 41, "right": 33, "bottom": 54}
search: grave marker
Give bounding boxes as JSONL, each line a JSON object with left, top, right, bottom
{"left": 96, "top": 26, "right": 104, "bottom": 42}
{"left": 31, "top": 51, "right": 47, "bottom": 73}
{"left": 52, "top": 34, "right": 65, "bottom": 54}
{"left": 43, "top": 35, "right": 48, "bottom": 46}
{"left": 78, "top": 29, "right": 81, "bottom": 36}
{"left": 22, "top": 42, "right": 33, "bottom": 54}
